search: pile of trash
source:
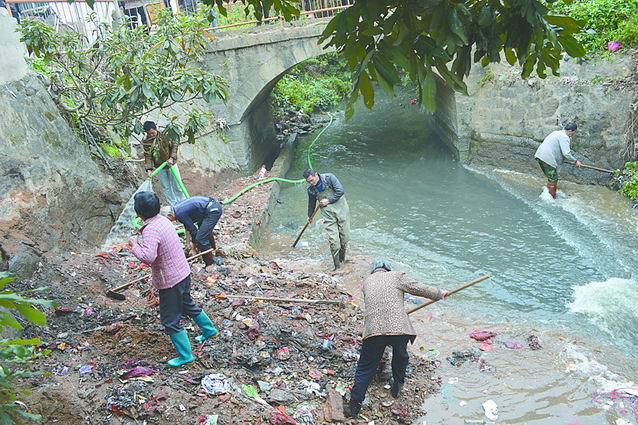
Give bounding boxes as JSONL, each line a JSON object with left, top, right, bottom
{"left": 14, "top": 173, "right": 442, "bottom": 424}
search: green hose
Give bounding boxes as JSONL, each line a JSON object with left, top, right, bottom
{"left": 221, "top": 114, "right": 334, "bottom": 205}
{"left": 131, "top": 114, "right": 334, "bottom": 231}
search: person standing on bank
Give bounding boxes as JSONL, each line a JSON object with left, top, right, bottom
{"left": 304, "top": 169, "right": 350, "bottom": 270}
{"left": 344, "top": 259, "right": 448, "bottom": 418}
{"left": 142, "top": 121, "right": 186, "bottom": 206}
{"left": 534, "top": 122, "right": 582, "bottom": 199}
{"left": 129, "top": 191, "right": 219, "bottom": 367}
{"left": 161, "top": 196, "right": 223, "bottom": 268}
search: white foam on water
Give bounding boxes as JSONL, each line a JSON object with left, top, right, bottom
{"left": 560, "top": 343, "right": 638, "bottom": 396}
{"left": 569, "top": 277, "right": 638, "bottom": 319}
{"left": 568, "top": 278, "right": 638, "bottom": 353}
{"left": 468, "top": 165, "right": 635, "bottom": 277}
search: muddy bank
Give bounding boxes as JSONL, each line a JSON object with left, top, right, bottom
{"left": 13, "top": 169, "right": 441, "bottom": 424}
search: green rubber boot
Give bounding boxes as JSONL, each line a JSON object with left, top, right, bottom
{"left": 193, "top": 311, "right": 219, "bottom": 344}
{"left": 167, "top": 330, "right": 195, "bottom": 367}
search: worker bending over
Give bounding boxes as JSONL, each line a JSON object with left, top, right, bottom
{"left": 129, "top": 191, "right": 218, "bottom": 367}
{"left": 345, "top": 259, "right": 448, "bottom": 418}
{"left": 534, "top": 122, "right": 582, "bottom": 198}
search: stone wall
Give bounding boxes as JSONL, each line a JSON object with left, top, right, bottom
{"left": 0, "top": 13, "right": 125, "bottom": 277}
{"left": 455, "top": 53, "right": 637, "bottom": 183}
{"left": 201, "top": 23, "right": 331, "bottom": 172}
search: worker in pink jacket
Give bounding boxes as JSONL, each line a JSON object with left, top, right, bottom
{"left": 129, "top": 191, "right": 218, "bottom": 367}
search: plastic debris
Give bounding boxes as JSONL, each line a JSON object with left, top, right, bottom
{"left": 503, "top": 340, "right": 523, "bottom": 350}
{"left": 479, "top": 340, "right": 493, "bottom": 351}
{"left": 607, "top": 41, "right": 622, "bottom": 52}
{"left": 197, "top": 415, "right": 219, "bottom": 425}
{"left": 447, "top": 350, "right": 480, "bottom": 367}
{"left": 242, "top": 384, "right": 259, "bottom": 398}
{"left": 119, "top": 366, "right": 157, "bottom": 380}
{"left": 271, "top": 406, "right": 298, "bottom": 425}
{"left": 275, "top": 347, "right": 291, "bottom": 360}
{"left": 482, "top": 399, "right": 498, "bottom": 421}
{"left": 527, "top": 335, "right": 542, "bottom": 350}
{"left": 201, "top": 373, "right": 234, "bottom": 395}
{"left": 469, "top": 330, "right": 497, "bottom": 341}
{"left": 79, "top": 364, "right": 93, "bottom": 376}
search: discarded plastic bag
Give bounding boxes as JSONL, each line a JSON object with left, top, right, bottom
{"left": 201, "top": 373, "right": 234, "bottom": 395}
{"left": 469, "top": 330, "right": 497, "bottom": 341}
{"left": 482, "top": 399, "right": 498, "bottom": 421}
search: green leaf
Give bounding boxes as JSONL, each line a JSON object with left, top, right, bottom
{"left": 504, "top": 47, "right": 516, "bottom": 65}
{"left": 558, "top": 34, "right": 585, "bottom": 57}
{"left": 358, "top": 71, "right": 374, "bottom": 109}
{"left": 0, "top": 338, "right": 40, "bottom": 346}
{"left": 15, "top": 304, "right": 46, "bottom": 326}
{"left": 242, "top": 384, "right": 258, "bottom": 398}
{"left": 0, "top": 274, "right": 13, "bottom": 290}
{"left": 545, "top": 15, "right": 579, "bottom": 31}
{"left": 421, "top": 70, "right": 437, "bottom": 112}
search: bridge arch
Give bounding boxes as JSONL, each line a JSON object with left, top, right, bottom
{"left": 201, "top": 23, "right": 458, "bottom": 172}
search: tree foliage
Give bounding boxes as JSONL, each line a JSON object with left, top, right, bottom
{"left": 552, "top": 0, "right": 638, "bottom": 52}
{"left": 19, "top": 9, "right": 227, "bottom": 150}
{"left": 0, "top": 272, "right": 53, "bottom": 424}
{"left": 204, "top": 0, "right": 585, "bottom": 117}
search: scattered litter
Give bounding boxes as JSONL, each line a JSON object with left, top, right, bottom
{"left": 527, "top": 335, "right": 542, "bottom": 350}
{"left": 479, "top": 340, "right": 493, "bottom": 352}
{"left": 503, "top": 340, "right": 523, "bottom": 350}
{"left": 469, "top": 330, "right": 497, "bottom": 341}
{"left": 447, "top": 350, "right": 481, "bottom": 367}
{"left": 201, "top": 373, "right": 234, "bottom": 395}
{"left": 78, "top": 364, "right": 93, "bottom": 376}
{"left": 197, "top": 415, "right": 219, "bottom": 425}
{"left": 270, "top": 405, "right": 297, "bottom": 425}
{"left": 482, "top": 399, "right": 498, "bottom": 421}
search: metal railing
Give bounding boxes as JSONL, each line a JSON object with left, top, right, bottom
{"left": 3, "top": 0, "right": 352, "bottom": 40}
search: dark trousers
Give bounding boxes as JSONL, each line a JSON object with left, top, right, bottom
{"left": 159, "top": 275, "right": 202, "bottom": 335}
{"left": 350, "top": 335, "right": 411, "bottom": 405}
{"left": 194, "top": 200, "right": 222, "bottom": 251}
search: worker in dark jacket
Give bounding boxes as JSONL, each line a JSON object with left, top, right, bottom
{"left": 161, "top": 196, "right": 222, "bottom": 267}
{"left": 304, "top": 169, "right": 350, "bottom": 270}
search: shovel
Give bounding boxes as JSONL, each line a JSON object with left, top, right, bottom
{"left": 292, "top": 206, "right": 319, "bottom": 248}
{"left": 106, "top": 247, "right": 216, "bottom": 300}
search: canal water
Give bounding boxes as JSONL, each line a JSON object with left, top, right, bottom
{"left": 261, "top": 96, "right": 638, "bottom": 424}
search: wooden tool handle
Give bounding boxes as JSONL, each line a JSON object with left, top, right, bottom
{"left": 109, "top": 247, "right": 216, "bottom": 293}
{"left": 407, "top": 274, "right": 491, "bottom": 315}
{"left": 292, "top": 206, "right": 320, "bottom": 248}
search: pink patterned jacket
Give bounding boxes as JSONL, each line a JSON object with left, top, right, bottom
{"left": 131, "top": 215, "right": 190, "bottom": 290}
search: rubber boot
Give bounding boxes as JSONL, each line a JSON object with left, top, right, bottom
{"left": 391, "top": 380, "right": 404, "bottom": 398}
{"left": 339, "top": 245, "right": 346, "bottom": 263}
{"left": 547, "top": 183, "right": 557, "bottom": 199}
{"left": 332, "top": 249, "right": 341, "bottom": 271}
{"left": 202, "top": 251, "right": 214, "bottom": 267}
{"left": 343, "top": 399, "right": 361, "bottom": 418}
{"left": 193, "top": 311, "right": 219, "bottom": 343}
{"left": 167, "top": 330, "right": 195, "bottom": 367}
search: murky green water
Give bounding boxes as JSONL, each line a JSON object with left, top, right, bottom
{"left": 263, "top": 96, "right": 638, "bottom": 424}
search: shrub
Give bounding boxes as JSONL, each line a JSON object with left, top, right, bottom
{"left": 551, "top": 0, "right": 638, "bottom": 53}
{"left": 0, "top": 272, "right": 53, "bottom": 423}
{"left": 271, "top": 53, "right": 350, "bottom": 114}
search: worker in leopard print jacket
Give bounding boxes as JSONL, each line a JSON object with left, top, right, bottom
{"left": 344, "top": 258, "right": 448, "bottom": 418}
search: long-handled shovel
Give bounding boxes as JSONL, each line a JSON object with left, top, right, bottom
{"left": 292, "top": 206, "right": 320, "bottom": 248}
{"left": 407, "top": 274, "right": 491, "bottom": 315}
{"left": 579, "top": 163, "right": 615, "bottom": 174}
{"left": 106, "top": 247, "right": 216, "bottom": 300}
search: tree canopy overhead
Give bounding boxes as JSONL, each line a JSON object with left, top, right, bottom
{"left": 205, "top": 0, "right": 584, "bottom": 116}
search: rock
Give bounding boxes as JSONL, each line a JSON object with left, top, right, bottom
{"left": 268, "top": 388, "right": 296, "bottom": 404}
{"left": 7, "top": 244, "right": 41, "bottom": 280}
{"left": 317, "top": 389, "right": 346, "bottom": 422}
